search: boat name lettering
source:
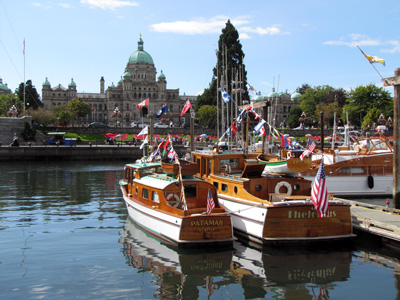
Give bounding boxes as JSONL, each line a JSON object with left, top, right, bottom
{"left": 191, "top": 220, "right": 224, "bottom": 227}
{"left": 288, "top": 267, "right": 336, "bottom": 281}
{"left": 288, "top": 210, "right": 337, "bottom": 219}
{"left": 190, "top": 261, "right": 223, "bottom": 271}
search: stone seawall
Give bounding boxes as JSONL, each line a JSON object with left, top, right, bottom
{"left": 0, "top": 144, "right": 188, "bottom": 162}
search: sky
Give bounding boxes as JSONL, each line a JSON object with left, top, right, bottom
{"left": 1, "top": 0, "right": 400, "bottom": 99}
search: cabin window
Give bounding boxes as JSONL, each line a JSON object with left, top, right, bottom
{"left": 293, "top": 184, "right": 300, "bottom": 191}
{"left": 255, "top": 184, "right": 262, "bottom": 192}
{"left": 136, "top": 186, "right": 138, "bottom": 194}
{"left": 142, "top": 188, "right": 149, "bottom": 199}
{"left": 337, "top": 167, "right": 365, "bottom": 175}
{"left": 221, "top": 159, "right": 239, "bottom": 170}
{"left": 184, "top": 184, "right": 197, "bottom": 198}
{"left": 222, "top": 183, "right": 228, "bottom": 192}
{"left": 234, "top": 186, "right": 238, "bottom": 194}
{"left": 213, "top": 182, "right": 219, "bottom": 190}
{"left": 152, "top": 191, "right": 160, "bottom": 203}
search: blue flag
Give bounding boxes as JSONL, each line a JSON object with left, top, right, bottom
{"left": 156, "top": 103, "right": 168, "bottom": 118}
{"left": 221, "top": 88, "right": 231, "bottom": 104}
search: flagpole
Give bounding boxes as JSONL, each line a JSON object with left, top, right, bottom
{"left": 23, "top": 38, "right": 26, "bottom": 115}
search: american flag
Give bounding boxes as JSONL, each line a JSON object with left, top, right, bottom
{"left": 301, "top": 138, "right": 316, "bottom": 160}
{"left": 207, "top": 188, "right": 215, "bottom": 214}
{"left": 311, "top": 160, "right": 329, "bottom": 217}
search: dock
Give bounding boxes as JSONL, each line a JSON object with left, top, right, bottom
{"left": 339, "top": 198, "right": 400, "bottom": 247}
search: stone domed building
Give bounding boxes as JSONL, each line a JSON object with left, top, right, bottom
{"left": 251, "top": 88, "right": 301, "bottom": 128}
{"left": 42, "top": 37, "right": 194, "bottom": 126}
{"left": 0, "top": 77, "right": 12, "bottom": 95}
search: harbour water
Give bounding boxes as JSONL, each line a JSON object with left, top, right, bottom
{"left": 1, "top": 161, "right": 400, "bottom": 300}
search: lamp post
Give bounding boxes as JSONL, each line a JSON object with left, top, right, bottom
{"left": 114, "top": 106, "right": 120, "bottom": 127}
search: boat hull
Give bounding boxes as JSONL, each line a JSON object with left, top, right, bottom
{"left": 120, "top": 185, "right": 234, "bottom": 247}
{"left": 218, "top": 195, "right": 354, "bottom": 245}
{"left": 303, "top": 174, "right": 393, "bottom": 197}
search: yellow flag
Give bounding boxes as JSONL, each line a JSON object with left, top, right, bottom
{"left": 364, "top": 53, "right": 385, "bottom": 66}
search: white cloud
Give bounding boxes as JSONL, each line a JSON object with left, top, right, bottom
{"left": 324, "top": 33, "right": 400, "bottom": 54}
{"left": 239, "top": 26, "right": 281, "bottom": 35}
{"left": 150, "top": 16, "right": 240, "bottom": 35}
{"left": 323, "top": 34, "right": 381, "bottom": 47}
{"left": 58, "top": 3, "right": 71, "bottom": 8}
{"left": 239, "top": 33, "right": 251, "bottom": 40}
{"left": 81, "top": 0, "right": 138, "bottom": 10}
{"left": 382, "top": 40, "right": 400, "bottom": 54}
{"left": 150, "top": 16, "right": 287, "bottom": 39}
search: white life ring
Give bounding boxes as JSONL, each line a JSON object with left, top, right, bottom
{"left": 274, "top": 181, "right": 292, "bottom": 196}
{"left": 166, "top": 193, "right": 181, "bottom": 208}
{"left": 287, "top": 151, "right": 291, "bottom": 159}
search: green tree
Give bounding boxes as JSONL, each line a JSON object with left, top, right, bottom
{"left": 298, "top": 85, "right": 335, "bottom": 122}
{"left": 0, "top": 94, "right": 21, "bottom": 117}
{"left": 287, "top": 105, "right": 303, "bottom": 128}
{"left": 195, "top": 19, "right": 248, "bottom": 111}
{"left": 67, "top": 98, "right": 91, "bottom": 125}
{"left": 344, "top": 84, "right": 393, "bottom": 127}
{"left": 17, "top": 80, "right": 42, "bottom": 111}
{"left": 29, "top": 107, "right": 57, "bottom": 129}
{"left": 196, "top": 105, "right": 218, "bottom": 128}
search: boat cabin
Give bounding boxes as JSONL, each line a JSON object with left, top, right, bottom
{"left": 191, "top": 151, "right": 312, "bottom": 203}
{"left": 122, "top": 162, "right": 226, "bottom": 215}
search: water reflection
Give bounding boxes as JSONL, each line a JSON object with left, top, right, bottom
{"left": 120, "top": 218, "right": 356, "bottom": 299}
{"left": 119, "top": 218, "right": 233, "bottom": 299}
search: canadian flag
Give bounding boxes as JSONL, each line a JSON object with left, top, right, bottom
{"left": 136, "top": 98, "right": 149, "bottom": 109}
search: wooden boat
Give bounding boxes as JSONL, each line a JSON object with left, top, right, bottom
{"left": 161, "top": 158, "right": 199, "bottom": 177}
{"left": 257, "top": 149, "right": 312, "bottom": 176}
{"left": 119, "top": 161, "right": 235, "bottom": 247}
{"left": 302, "top": 152, "right": 393, "bottom": 197}
{"left": 304, "top": 135, "right": 393, "bottom": 197}
{"left": 191, "top": 150, "right": 355, "bottom": 245}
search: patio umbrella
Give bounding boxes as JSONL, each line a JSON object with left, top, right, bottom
{"left": 201, "top": 134, "right": 208, "bottom": 137}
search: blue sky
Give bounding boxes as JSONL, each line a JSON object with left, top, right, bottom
{"left": 1, "top": 0, "right": 399, "bottom": 99}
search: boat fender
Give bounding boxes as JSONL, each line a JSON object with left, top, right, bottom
{"left": 367, "top": 175, "right": 374, "bottom": 189}
{"left": 166, "top": 193, "right": 181, "bottom": 208}
{"left": 274, "top": 181, "right": 292, "bottom": 196}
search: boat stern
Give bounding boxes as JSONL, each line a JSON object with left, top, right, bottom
{"left": 262, "top": 202, "right": 354, "bottom": 243}
{"left": 179, "top": 214, "right": 234, "bottom": 246}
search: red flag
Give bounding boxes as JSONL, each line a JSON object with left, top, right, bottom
{"left": 231, "top": 122, "right": 238, "bottom": 135}
{"left": 206, "top": 276, "right": 215, "bottom": 296}
{"left": 311, "top": 160, "right": 329, "bottom": 217}
{"left": 180, "top": 100, "right": 191, "bottom": 116}
{"left": 136, "top": 98, "right": 149, "bottom": 109}
{"left": 207, "top": 188, "right": 215, "bottom": 214}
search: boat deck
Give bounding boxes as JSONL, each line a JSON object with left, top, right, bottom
{"left": 338, "top": 199, "right": 400, "bottom": 245}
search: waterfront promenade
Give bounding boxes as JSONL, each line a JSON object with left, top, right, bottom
{"left": 339, "top": 198, "right": 400, "bottom": 247}
{"left": 0, "top": 143, "right": 190, "bottom": 161}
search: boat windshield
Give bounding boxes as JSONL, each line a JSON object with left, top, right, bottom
{"left": 139, "top": 166, "right": 164, "bottom": 177}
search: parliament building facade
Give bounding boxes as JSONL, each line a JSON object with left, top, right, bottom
{"left": 41, "top": 37, "right": 196, "bottom": 126}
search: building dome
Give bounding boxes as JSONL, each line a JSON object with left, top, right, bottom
{"left": 123, "top": 71, "right": 132, "bottom": 77}
{"left": 267, "top": 88, "right": 279, "bottom": 99}
{"left": 68, "top": 78, "right": 76, "bottom": 88}
{"left": 253, "top": 91, "right": 263, "bottom": 101}
{"left": 0, "top": 77, "right": 9, "bottom": 91}
{"left": 291, "top": 92, "right": 302, "bottom": 100}
{"left": 43, "top": 77, "right": 51, "bottom": 86}
{"left": 158, "top": 70, "right": 166, "bottom": 79}
{"left": 128, "top": 37, "right": 154, "bottom": 65}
